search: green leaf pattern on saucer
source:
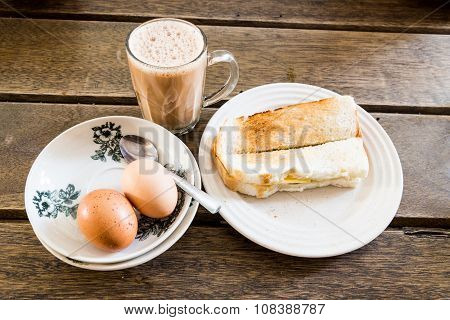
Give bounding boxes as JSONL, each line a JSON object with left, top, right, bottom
{"left": 33, "top": 184, "right": 80, "bottom": 219}
{"left": 91, "top": 122, "right": 124, "bottom": 162}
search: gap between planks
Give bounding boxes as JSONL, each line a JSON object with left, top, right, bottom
{"left": 0, "top": 219, "right": 448, "bottom": 238}
{"left": 0, "top": 96, "right": 449, "bottom": 116}
{"left": 2, "top": 209, "right": 450, "bottom": 229}
{"left": 0, "top": 13, "right": 449, "bottom": 35}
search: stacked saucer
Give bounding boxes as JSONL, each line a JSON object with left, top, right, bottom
{"left": 25, "top": 116, "right": 200, "bottom": 271}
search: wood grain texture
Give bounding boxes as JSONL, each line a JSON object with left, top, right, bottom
{"left": 0, "top": 0, "right": 449, "bottom": 33}
{"left": 1, "top": 18, "right": 450, "bottom": 111}
{"left": 0, "top": 102, "right": 448, "bottom": 226}
{"left": 0, "top": 222, "right": 448, "bottom": 299}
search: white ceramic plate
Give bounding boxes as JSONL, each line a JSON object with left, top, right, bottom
{"left": 25, "top": 116, "right": 193, "bottom": 264}
{"left": 199, "top": 83, "right": 403, "bottom": 257}
{"left": 36, "top": 145, "right": 200, "bottom": 271}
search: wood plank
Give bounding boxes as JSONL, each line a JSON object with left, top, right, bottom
{"left": 0, "top": 18, "right": 450, "bottom": 111}
{"left": 0, "top": 222, "right": 448, "bottom": 299}
{"left": 0, "top": 102, "right": 449, "bottom": 227}
{"left": 0, "top": 0, "right": 449, "bottom": 33}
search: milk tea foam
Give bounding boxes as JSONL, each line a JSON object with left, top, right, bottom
{"left": 129, "top": 20, "right": 204, "bottom": 68}
{"left": 127, "top": 20, "right": 207, "bottom": 132}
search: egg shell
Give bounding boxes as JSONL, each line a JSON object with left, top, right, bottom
{"left": 77, "top": 189, "right": 137, "bottom": 252}
{"left": 121, "top": 159, "right": 178, "bottom": 218}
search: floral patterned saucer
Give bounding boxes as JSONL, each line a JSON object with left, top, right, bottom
{"left": 36, "top": 140, "right": 200, "bottom": 271}
{"left": 25, "top": 116, "right": 194, "bottom": 264}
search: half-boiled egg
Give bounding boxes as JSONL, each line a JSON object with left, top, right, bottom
{"left": 121, "top": 159, "right": 178, "bottom": 219}
{"left": 77, "top": 189, "right": 137, "bottom": 252}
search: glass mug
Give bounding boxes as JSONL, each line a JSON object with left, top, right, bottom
{"left": 126, "top": 18, "right": 239, "bottom": 134}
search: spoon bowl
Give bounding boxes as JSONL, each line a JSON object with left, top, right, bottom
{"left": 120, "top": 135, "right": 159, "bottom": 163}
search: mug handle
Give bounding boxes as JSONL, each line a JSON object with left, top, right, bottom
{"left": 203, "top": 50, "right": 239, "bottom": 107}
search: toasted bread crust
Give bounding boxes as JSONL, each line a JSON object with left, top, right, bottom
{"left": 355, "top": 107, "right": 362, "bottom": 138}
{"left": 211, "top": 136, "right": 241, "bottom": 191}
{"left": 235, "top": 96, "right": 360, "bottom": 153}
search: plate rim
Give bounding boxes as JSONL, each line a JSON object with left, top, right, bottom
{"left": 199, "top": 82, "right": 403, "bottom": 257}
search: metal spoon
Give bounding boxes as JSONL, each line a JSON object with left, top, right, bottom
{"left": 119, "top": 135, "right": 221, "bottom": 214}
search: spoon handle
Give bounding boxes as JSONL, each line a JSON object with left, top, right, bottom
{"left": 168, "top": 171, "right": 221, "bottom": 214}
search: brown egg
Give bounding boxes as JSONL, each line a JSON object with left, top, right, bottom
{"left": 121, "top": 159, "right": 178, "bottom": 218}
{"left": 77, "top": 189, "right": 137, "bottom": 252}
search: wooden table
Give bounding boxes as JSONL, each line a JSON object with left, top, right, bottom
{"left": 0, "top": 1, "right": 449, "bottom": 299}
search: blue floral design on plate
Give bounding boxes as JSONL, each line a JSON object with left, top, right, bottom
{"left": 90, "top": 122, "right": 123, "bottom": 162}
{"left": 33, "top": 184, "right": 80, "bottom": 219}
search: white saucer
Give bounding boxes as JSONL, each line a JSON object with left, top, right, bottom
{"left": 25, "top": 116, "right": 194, "bottom": 264}
{"left": 199, "top": 83, "right": 403, "bottom": 257}
{"left": 37, "top": 145, "right": 201, "bottom": 271}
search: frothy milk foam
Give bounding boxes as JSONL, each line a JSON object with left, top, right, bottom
{"left": 129, "top": 20, "right": 204, "bottom": 68}
{"left": 127, "top": 20, "right": 207, "bottom": 132}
